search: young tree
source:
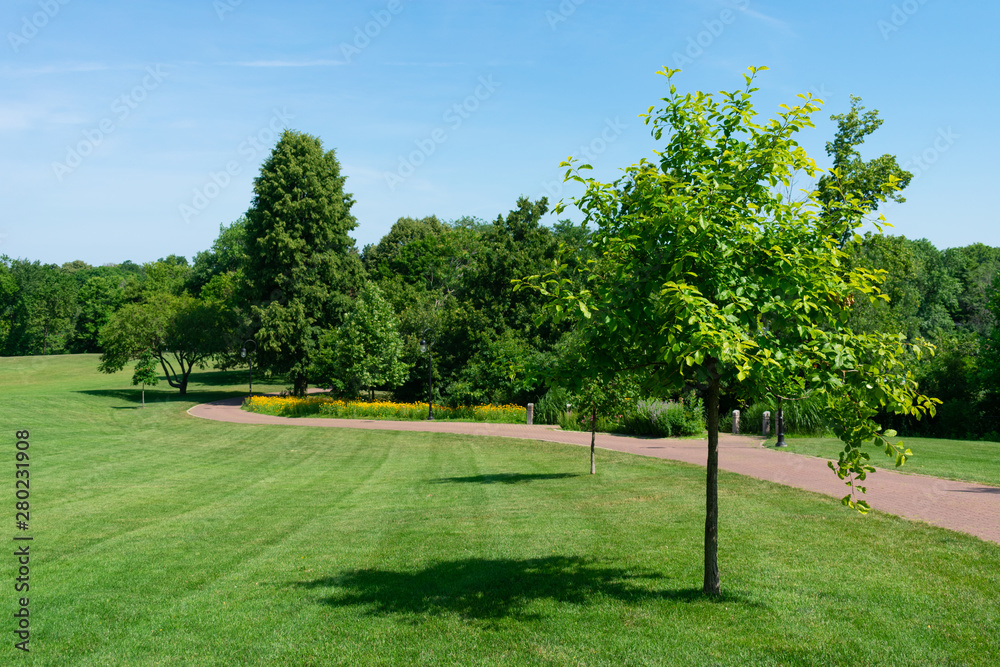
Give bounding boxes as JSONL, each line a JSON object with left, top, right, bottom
{"left": 311, "top": 282, "right": 409, "bottom": 399}
{"left": 523, "top": 67, "right": 936, "bottom": 595}
{"left": 241, "top": 130, "right": 365, "bottom": 395}
{"left": 527, "top": 327, "right": 639, "bottom": 474}
{"left": 131, "top": 350, "right": 160, "bottom": 407}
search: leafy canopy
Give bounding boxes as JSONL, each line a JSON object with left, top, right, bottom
{"left": 99, "top": 293, "right": 232, "bottom": 395}
{"left": 311, "top": 282, "right": 409, "bottom": 398}
{"left": 522, "top": 66, "right": 937, "bottom": 508}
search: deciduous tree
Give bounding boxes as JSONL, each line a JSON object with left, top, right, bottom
{"left": 523, "top": 67, "right": 936, "bottom": 595}
{"left": 131, "top": 349, "right": 160, "bottom": 407}
{"left": 311, "top": 282, "right": 409, "bottom": 399}
{"left": 98, "top": 294, "right": 231, "bottom": 395}
{"left": 818, "top": 95, "right": 912, "bottom": 245}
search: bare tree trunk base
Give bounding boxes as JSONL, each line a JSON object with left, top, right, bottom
{"left": 590, "top": 407, "right": 597, "bottom": 474}
{"left": 703, "top": 373, "right": 721, "bottom": 596}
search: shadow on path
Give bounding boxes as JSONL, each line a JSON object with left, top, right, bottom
{"left": 293, "top": 556, "right": 760, "bottom": 621}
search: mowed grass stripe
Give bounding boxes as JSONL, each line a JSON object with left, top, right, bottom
{"left": 38, "top": 421, "right": 387, "bottom": 560}
{"left": 3, "top": 354, "right": 999, "bottom": 665}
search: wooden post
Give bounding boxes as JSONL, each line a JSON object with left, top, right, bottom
{"left": 762, "top": 411, "right": 771, "bottom": 437}
{"left": 526, "top": 403, "right": 534, "bottom": 425}
{"left": 731, "top": 409, "right": 740, "bottom": 434}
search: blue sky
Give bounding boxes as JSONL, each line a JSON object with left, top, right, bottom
{"left": 2, "top": 0, "right": 996, "bottom": 265}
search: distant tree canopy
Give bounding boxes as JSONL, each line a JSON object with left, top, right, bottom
{"left": 1, "top": 258, "right": 78, "bottom": 356}
{"left": 4, "top": 105, "right": 997, "bottom": 441}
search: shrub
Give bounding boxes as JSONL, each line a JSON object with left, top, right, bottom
{"left": 619, "top": 395, "right": 704, "bottom": 437}
{"left": 535, "top": 386, "right": 572, "bottom": 425}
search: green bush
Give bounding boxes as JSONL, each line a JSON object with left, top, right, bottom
{"left": 619, "top": 395, "right": 704, "bottom": 437}
{"left": 556, "top": 409, "right": 619, "bottom": 433}
{"left": 535, "top": 386, "right": 572, "bottom": 425}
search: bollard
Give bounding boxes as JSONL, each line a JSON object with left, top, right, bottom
{"left": 526, "top": 403, "right": 534, "bottom": 426}
{"left": 732, "top": 409, "right": 740, "bottom": 435}
{"left": 762, "top": 411, "right": 771, "bottom": 437}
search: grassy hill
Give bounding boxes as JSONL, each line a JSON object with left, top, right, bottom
{"left": 2, "top": 355, "right": 998, "bottom": 665}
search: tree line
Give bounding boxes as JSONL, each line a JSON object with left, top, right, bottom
{"left": 2, "top": 116, "right": 997, "bottom": 440}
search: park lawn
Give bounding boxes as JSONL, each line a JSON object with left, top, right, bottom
{"left": 765, "top": 435, "right": 1000, "bottom": 488}
{"left": 1, "top": 355, "right": 998, "bottom": 665}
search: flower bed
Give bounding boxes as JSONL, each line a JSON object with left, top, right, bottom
{"left": 243, "top": 395, "right": 527, "bottom": 424}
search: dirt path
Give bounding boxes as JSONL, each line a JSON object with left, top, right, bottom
{"left": 188, "top": 397, "right": 1000, "bottom": 545}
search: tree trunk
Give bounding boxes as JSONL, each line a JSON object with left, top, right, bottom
{"left": 704, "top": 374, "right": 721, "bottom": 596}
{"left": 590, "top": 404, "right": 597, "bottom": 475}
{"left": 142, "top": 384, "right": 145, "bottom": 408}
{"left": 293, "top": 372, "right": 308, "bottom": 397}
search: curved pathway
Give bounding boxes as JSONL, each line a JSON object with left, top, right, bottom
{"left": 188, "top": 397, "right": 1000, "bottom": 545}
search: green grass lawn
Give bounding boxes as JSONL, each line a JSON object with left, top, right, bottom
{"left": 3, "top": 355, "right": 999, "bottom": 665}
{"left": 765, "top": 434, "right": 1000, "bottom": 488}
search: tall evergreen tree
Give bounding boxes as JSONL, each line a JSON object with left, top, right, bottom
{"left": 241, "top": 130, "right": 365, "bottom": 395}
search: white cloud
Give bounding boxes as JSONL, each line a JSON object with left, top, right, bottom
{"left": 0, "top": 62, "right": 111, "bottom": 77}
{"left": 0, "top": 102, "right": 88, "bottom": 130}
{"left": 223, "top": 59, "right": 346, "bottom": 68}
{"left": 384, "top": 61, "right": 467, "bottom": 67}
{"left": 739, "top": 4, "right": 795, "bottom": 35}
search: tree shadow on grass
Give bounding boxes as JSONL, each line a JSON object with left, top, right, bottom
{"left": 76, "top": 388, "right": 246, "bottom": 405}
{"left": 432, "top": 473, "right": 582, "bottom": 485}
{"left": 185, "top": 369, "right": 283, "bottom": 387}
{"left": 293, "top": 556, "right": 759, "bottom": 621}
{"left": 77, "top": 389, "right": 153, "bottom": 403}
